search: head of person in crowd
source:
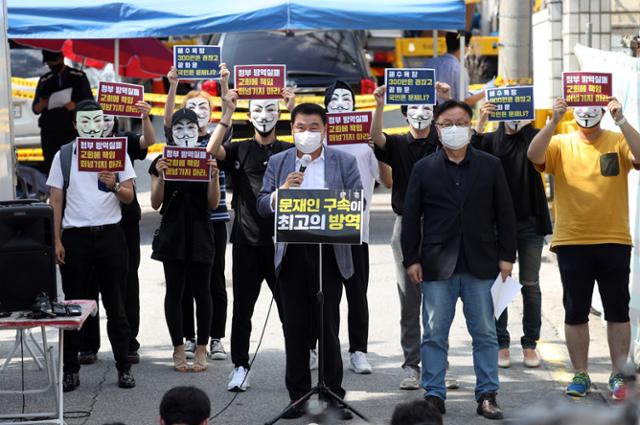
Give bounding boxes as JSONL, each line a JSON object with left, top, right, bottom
{"left": 573, "top": 106, "right": 605, "bottom": 133}
{"left": 434, "top": 99, "right": 473, "bottom": 151}
{"left": 42, "top": 49, "right": 65, "bottom": 74}
{"left": 290, "top": 103, "right": 327, "bottom": 157}
{"left": 503, "top": 120, "right": 533, "bottom": 134}
{"left": 248, "top": 99, "right": 280, "bottom": 137}
{"left": 74, "top": 99, "right": 104, "bottom": 139}
{"left": 445, "top": 30, "right": 472, "bottom": 57}
{"left": 390, "top": 400, "right": 443, "bottom": 425}
{"left": 181, "top": 90, "right": 214, "bottom": 133}
{"left": 401, "top": 104, "right": 434, "bottom": 131}
{"left": 170, "top": 108, "right": 200, "bottom": 148}
{"left": 159, "top": 386, "right": 210, "bottom": 425}
{"left": 324, "top": 80, "right": 355, "bottom": 114}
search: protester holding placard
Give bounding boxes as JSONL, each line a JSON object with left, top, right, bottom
{"left": 46, "top": 99, "right": 137, "bottom": 392}
{"left": 370, "top": 83, "right": 451, "bottom": 391}
{"left": 474, "top": 102, "right": 552, "bottom": 369}
{"left": 149, "top": 108, "right": 220, "bottom": 373}
{"left": 528, "top": 96, "right": 640, "bottom": 401}
{"left": 321, "top": 80, "right": 378, "bottom": 375}
{"left": 206, "top": 66, "right": 295, "bottom": 392}
{"left": 165, "top": 66, "right": 231, "bottom": 362}
{"left": 78, "top": 101, "right": 157, "bottom": 366}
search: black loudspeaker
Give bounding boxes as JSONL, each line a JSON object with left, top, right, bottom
{"left": 0, "top": 200, "right": 57, "bottom": 312}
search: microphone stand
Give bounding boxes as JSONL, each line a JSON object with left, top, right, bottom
{"left": 265, "top": 243, "right": 369, "bottom": 424}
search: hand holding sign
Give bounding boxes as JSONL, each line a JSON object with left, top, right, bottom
{"left": 98, "top": 171, "right": 117, "bottom": 190}
{"left": 281, "top": 87, "right": 296, "bottom": 111}
{"left": 167, "top": 66, "right": 179, "bottom": 87}
{"left": 208, "top": 158, "right": 219, "bottom": 178}
{"left": 135, "top": 101, "right": 152, "bottom": 118}
{"left": 607, "top": 96, "right": 623, "bottom": 121}
{"left": 156, "top": 158, "right": 169, "bottom": 178}
{"left": 373, "top": 86, "right": 386, "bottom": 107}
{"left": 551, "top": 97, "right": 568, "bottom": 124}
{"left": 222, "top": 89, "right": 239, "bottom": 112}
{"left": 220, "top": 63, "right": 230, "bottom": 84}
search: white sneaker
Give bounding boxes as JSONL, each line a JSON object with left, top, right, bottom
{"left": 349, "top": 351, "right": 372, "bottom": 374}
{"left": 184, "top": 340, "right": 196, "bottom": 360}
{"left": 445, "top": 370, "right": 459, "bottom": 389}
{"left": 227, "top": 366, "right": 250, "bottom": 392}
{"left": 399, "top": 366, "right": 420, "bottom": 390}
{"left": 209, "top": 339, "right": 227, "bottom": 360}
{"left": 310, "top": 349, "right": 318, "bottom": 371}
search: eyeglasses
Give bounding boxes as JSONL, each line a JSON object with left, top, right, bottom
{"left": 435, "top": 122, "right": 471, "bottom": 129}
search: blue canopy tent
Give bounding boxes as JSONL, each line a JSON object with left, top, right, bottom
{"left": 7, "top": 0, "right": 465, "bottom": 39}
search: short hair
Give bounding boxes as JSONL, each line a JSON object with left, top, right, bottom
{"left": 291, "top": 103, "right": 327, "bottom": 125}
{"left": 159, "top": 386, "right": 210, "bottom": 425}
{"left": 434, "top": 99, "right": 473, "bottom": 121}
{"left": 74, "top": 99, "right": 102, "bottom": 121}
{"left": 181, "top": 90, "right": 214, "bottom": 111}
{"left": 390, "top": 400, "right": 443, "bottom": 425}
{"left": 445, "top": 31, "right": 471, "bottom": 53}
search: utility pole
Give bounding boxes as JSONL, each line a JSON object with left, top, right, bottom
{"left": 498, "top": 0, "right": 533, "bottom": 82}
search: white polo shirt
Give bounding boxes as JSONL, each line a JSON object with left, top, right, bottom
{"left": 46, "top": 144, "right": 136, "bottom": 229}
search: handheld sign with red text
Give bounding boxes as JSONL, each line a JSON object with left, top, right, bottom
{"left": 77, "top": 137, "right": 127, "bottom": 172}
{"left": 98, "top": 82, "right": 145, "bottom": 118}
{"left": 163, "top": 146, "right": 211, "bottom": 182}
{"left": 234, "top": 65, "right": 286, "bottom": 100}
{"left": 562, "top": 72, "right": 612, "bottom": 106}
{"left": 327, "top": 112, "right": 372, "bottom": 146}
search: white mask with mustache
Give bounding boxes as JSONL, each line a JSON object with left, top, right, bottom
{"left": 406, "top": 105, "right": 433, "bottom": 130}
{"left": 574, "top": 107, "right": 603, "bottom": 128}
{"left": 327, "top": 88, "right": 354, "bottom": 113}
{"left": 186, "top": 97, "right": 211, "bottom": 129}
{"left": 76, "top": 110, "right": 105, "bottom": 138}
{"left": 102, "top": 114, "right": 116, "bottom": 136}
{"left": 249, "top": 100, "right": 279, "bottom": 134}
{"left": 171, "top": 118, "right": 199, "bottom": 147}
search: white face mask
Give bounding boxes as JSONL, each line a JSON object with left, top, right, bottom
{"left": 249, "top": 100, "right": 279, "bottom": 134}
{"left": 440, "top": 125, "right": 471, "bottom": 150}
{"left": 504, "top": 120, "right": 531, "bottom": 133}
{"left": 574, "top": 107, "right": 603, "bottom": 128}
{"left": 186, "top": 97, "right": 211, "bottom": 129}
{"left": 327, "top": 88, "right": 354, "bottom": 113}
{"left": 406, "top": 105, "right": 433, "bottom": 130}
{"left": 76, "top": 110, "right": 105, "bottom": 138}
{"left": 171, "top": 118, "right": 199, "bottom": 147}
{"left": 102, "top": 115, "right": 116, "bottom": 136}
{"left": 294, "top": 131, "right": 323, "bottom": 154}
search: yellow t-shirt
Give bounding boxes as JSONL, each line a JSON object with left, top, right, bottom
{"left": 539, "top": 129, "right": 636, "bottom": 249}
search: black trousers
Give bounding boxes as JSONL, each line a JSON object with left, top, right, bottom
{"left": 164, "top": 261, "right": 212, "bottom": 347}
{"left": 183, "top": 221, "right": 228, "bottom": 341}
{"left": 279, "top": 244, "right": 345, "bottom": 401}
{"left": 41, "top": 129, "right": 76, "bottom": 174}
{"left": 80, "top": 219, "right": 141, "bottom": 354}
{"left": 230, "top": 243, "right": 284, "bottom": 369}
{"left": 60, "top": 225, "right": 131, "bottom": 373}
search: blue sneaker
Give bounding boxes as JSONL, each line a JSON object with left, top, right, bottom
{"left": 608, "top": 373, "right": 627, "bottom": 400}
{"left": 566, "top": 372, "right": 591, "bottom": 397}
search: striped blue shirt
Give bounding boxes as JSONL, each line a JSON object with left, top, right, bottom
{"left": 209, "top": 171, "right": 230, "bottom": 222}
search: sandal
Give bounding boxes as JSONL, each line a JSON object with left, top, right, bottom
{"left": 173, "top": 345, "right": 190, "bottom": 372}
{"left": 192, "top": 345, "right": 208, "bottom": 373}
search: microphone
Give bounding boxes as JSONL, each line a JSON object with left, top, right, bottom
{"left": 299, "top": 154, "right": 312, "bottom": 172}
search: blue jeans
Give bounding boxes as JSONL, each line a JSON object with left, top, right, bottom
{"left": 421, "top": 273, "right": 499, "bottom": 401}
{"left": 496, "top": 218, "right": 544, "bottom": 349}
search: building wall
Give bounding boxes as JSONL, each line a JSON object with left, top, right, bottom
{"left": 562, "top": 0, "right": 611, "bottom": 71}
{"left": 611, "top": 0, "right": 640, "bottom": 52}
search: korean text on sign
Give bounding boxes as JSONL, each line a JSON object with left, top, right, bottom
{"left": 384, "top": 68, "right": 436, "bottom": 105}
{"left": 77, "top": 137, "right": 127, "bottom": 172}
{"left": 562, "top": 72, "right": 612, "bottom": 106}
{"left": 234, "top": 65, "right": 286, "bottom": 100}
{"left": 163, "top": 146, "right": 211, "bottom": 182}
{"left": 327, "top": 111, "right": 372, "bottom": 146}
{"left": 174, "top": 45, "right": 221, "bottom": 80}
{"left": 98, "top": 82, "right": 144, "bottom": 118}
{"left": 485, "top": 86, "right": 535, "bottom": 122}
{"left": 275, "top": 189, "right": 364, "bottom": 245}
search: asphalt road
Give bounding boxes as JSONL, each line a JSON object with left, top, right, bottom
{"left": 0, "top": 163, "right": 626, "bottom": 425}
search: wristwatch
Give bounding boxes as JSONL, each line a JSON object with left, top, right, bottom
{"left": 111, "top": 182, "right": 121, "bottom": 193}
{"left": 615, "top": 116, "right": 628, "bottom": 127}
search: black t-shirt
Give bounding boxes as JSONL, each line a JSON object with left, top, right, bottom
{"left": 374, "top": 128, "right": 440, "bottom": 215}
{"left": 119, "top": 132, "right": 148, "bottom": 223}
{"left": 218, "top": 138, "right": 293, "bottom": 245}
{"left": 471, "top": 124, "right": 552, "bottom": 235}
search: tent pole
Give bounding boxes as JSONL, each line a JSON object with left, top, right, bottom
{"left": 433, "top": 30, "right": 438, "bottom": 57}
{"left": 114, "top": 39, "right": 120, "bottom": 82}
{"left": 459, "top": 33, "right": 465, "bottom": 101}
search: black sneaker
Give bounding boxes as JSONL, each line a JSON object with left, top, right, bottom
{"left": 477, "top": 392, "right": 503, "bottom": 420}
{"left": 78, "top": 352, "right": 97, "bottom": 365}
{"left": 329, "top": 401, "right": 354, "bottom": 421}
{"left": 63, "top": 372, "right": 79, "bottom": 392}
{"left": 281, "top": 401, "right": 307, "bottom": 419}
{"left": 127, "top": 351, "right": 140, "bottom": 364}
{"left": 118, "top": 370, "right": 136, "bottom": 389}
{"left": 424, "top": 395, "right": 446, "bottom": 414}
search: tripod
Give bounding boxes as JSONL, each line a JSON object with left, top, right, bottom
{"left": 265, "top": 244, "right": 369, "bottom": 424}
